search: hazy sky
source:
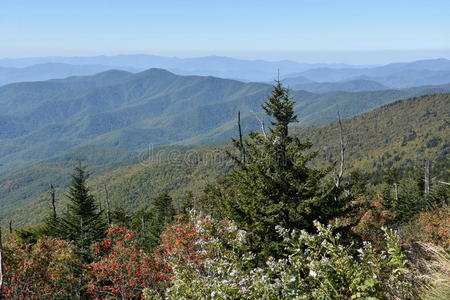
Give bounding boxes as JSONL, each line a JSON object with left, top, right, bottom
{"left": 1, "top": 0, "right": 450, "bottom": 64}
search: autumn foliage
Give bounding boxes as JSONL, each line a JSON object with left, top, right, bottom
{"left": 88, "top": 227, "right": 171, "bottom": 299}
{"left": 348, "top": 195, "right": 395, "bottom": 245}
{"left": 2, "top": 236, "right": 82, "bottom": 299}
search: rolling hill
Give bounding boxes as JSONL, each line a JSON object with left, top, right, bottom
{"left": 2, "top": 68, "right": 450, "bottom": 174}
{"left": 1, "top": 93, "right": 448, "bottom": 228}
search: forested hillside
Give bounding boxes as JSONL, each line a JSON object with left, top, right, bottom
{"left": 2, "top": 93, "right": 448, "bottom": 228}
{"left": 2, "top": 68, "right": 450, "bottom": 173}
{"left": 297, "top": 93, "right": 450, "bottom": 182}
{"left": 2, "top": 82, "right": 448, "bottom": 300}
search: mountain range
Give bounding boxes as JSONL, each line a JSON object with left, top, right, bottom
{"left": 1, "top": 55, "right": 449, "bottom": 90}
{"left": 283, "top": 58, "right": 450, "bottom": 89}
{"left": 0, "top": 63, "right": 139, "bottom": 86}
{"left": 0, "top": 54, "right": 368, "bottom": 83}
{"left": 2, "top": 68, "right": 450, "bottom": 174}
{"left": 1, "top": 93, "right": 448, "bottom": 227}
{"left": 283, "top": 79, "right": 389, "bottom": 93}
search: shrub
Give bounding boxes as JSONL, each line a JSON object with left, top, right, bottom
{"left": 88, "top": 226, "right": 171, "bottom": 299}
{"left": 401, "top": 205, "right": 450, "bottom": 250}
{"left": 144, "top": 214, "right": 414, "bottom": 299}
{"left": 2, "top": 236, "right": 82, "bottom": 299}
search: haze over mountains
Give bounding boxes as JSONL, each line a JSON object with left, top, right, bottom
{"left": 1, "top": 55, "right": 450, "bottom": 91}
{"left": 0, "top": 54, "right": 368, "bottom": 83}
{"left": 0, "top": 63, "right": 140, "bottom": 86}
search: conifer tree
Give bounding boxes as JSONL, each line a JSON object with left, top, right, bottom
{"left": 53, "top": 165, "right": 107, "bottom": 260}
{"left": 144, "top": 193, "right": 176, "bottom": 249}
{"left": 110, "top": 205, "right": 133, "bottom": 228}
{"left": 222, "top": 81, "right": 347, "bottom": 262}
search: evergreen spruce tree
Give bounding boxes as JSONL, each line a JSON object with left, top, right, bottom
{"left": 221, "top": 81, "right": 347, "bottom": 262}
{"left": 110, "top": 205, "right": 133, "bottom": 228}
{"left": 144, "top": 193, "right": 176, "bottom": 249}
{"left": 180, "top": 191, "right": 196, "bottom": 215}
{"left": 55, "top": 165, "right": 107, "bottom": 260}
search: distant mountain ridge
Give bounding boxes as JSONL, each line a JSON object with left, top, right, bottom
{"left": 284, "top": 79, "right": 388, "bottom": 93}
{"left": 0, "top": 63, "right": 139, "bottom": 86}
{"left": 1, "top": 56, "right": 449, "bottom": 85}
{"left": 0, "top": 54, "right": 373, "bottom": 82}
{"left": 283, "top": 58, "right": 450, "bottom": 89}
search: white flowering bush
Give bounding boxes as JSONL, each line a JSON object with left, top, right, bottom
{"left": 144, "top": 215, "right": 413, "bottom": 299}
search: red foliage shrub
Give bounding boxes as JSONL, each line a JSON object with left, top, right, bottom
{"left": 88, "top": 226, "right": 171, "bottom": 299}
{"left": 2, "top": 236, "right": 82, "bottom": 299}
{"left": 347, "top": 195, "right": 395, "bottom": 245}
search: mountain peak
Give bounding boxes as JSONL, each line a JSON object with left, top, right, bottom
{"left": 137, "top": 68, "right": 177, "bottom": 77}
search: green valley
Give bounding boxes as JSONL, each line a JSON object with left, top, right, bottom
{"left": 1, "top": 93, "right": 448, "bottom": 228}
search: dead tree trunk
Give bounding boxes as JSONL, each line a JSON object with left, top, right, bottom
{"left": 424, "top": 160, "right": 431, "bottom": 195}
{"left": 393, "top": 183, "right": 399, "bottom": 202}
{"left": 237, "top": 111, "right": 246, "bottom": 164}
{"left": 335, "top": 109, "right": 345, "bottom": 189}
{"left": 141, "top": 215, "right": 145, "bottom": 234}
{"left": 104, "top": 185, "right": 111, "bottom": 226}
{"left": 8, "top": 221, "right": 11, "bottom": 235}
{"left": 50, "top": 184, "right": 56, "bottom": 218}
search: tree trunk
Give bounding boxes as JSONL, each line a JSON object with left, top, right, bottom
{"left": 424, "top": 160, "right": 431, "bottom": 195}
{"left": 104, "top": 185, "right": 111, "bottom": 226}
{"left": 50, "top": 184, "right": 57, "bottom": 218}
{"left": 335, "top": 109, "right": 345, "bottom": 189}
{"left": 393, "top": 183, "right": 399, "bottom": 202}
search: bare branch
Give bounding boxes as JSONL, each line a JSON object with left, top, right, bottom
{"left": 437, "top": 180, "right": 450, "bottom": 186}
{"left": 250, "top": 110, "right": 268, "bottom": 140}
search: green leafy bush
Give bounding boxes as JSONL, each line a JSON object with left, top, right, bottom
{"left": 144, "top": 214, "right": 414, "bottom": 299}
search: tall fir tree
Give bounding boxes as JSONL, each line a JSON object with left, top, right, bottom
{"left": 142, "top": 193, "right": 176, "bottom": 249}
{"left": 220, "top": 81, "right": 348, "bottom": 262}
{"left": 49, "top": 165, "right": 107, "bottom": 261}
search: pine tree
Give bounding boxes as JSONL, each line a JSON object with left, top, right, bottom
{"left": 221, "top": 81, "right": 347, "bottom": 262}
{"left": 54, "top": 165, "right": 107, "bottom": 260}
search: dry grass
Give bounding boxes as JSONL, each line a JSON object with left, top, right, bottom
{"left": 419, "top": 243, "right": 450, "bottom": 300}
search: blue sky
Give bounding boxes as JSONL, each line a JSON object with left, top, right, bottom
{"left": 1, "top": 0, "right": 449, "bottom": 63}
